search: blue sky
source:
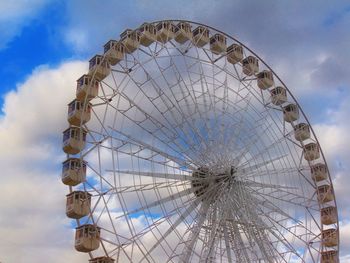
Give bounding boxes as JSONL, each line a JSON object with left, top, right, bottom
{"left": 0, "top": 1, "right": 67, "bottom": 100}
{"left": 1, "top": 1, "right": 350, "bottom": 262}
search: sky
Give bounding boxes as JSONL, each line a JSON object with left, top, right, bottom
{"left": 0, "top": 0, "right": 350, "bottom": 262}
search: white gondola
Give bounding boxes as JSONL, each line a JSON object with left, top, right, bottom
{"left": 61, "top": 158, "right": 86, "bottom": 186}
{"left": 68, "top": 99, "right": 91, "bottom": 126}
{"left": 257, "top": 70, "right": 274, "bottom": 90}
{"left": 322, "top": 228, "right": 338, "bottom": 247}
{"left": 174, "top": 22, "right": 192, "bottom": 44}
{"left": 139, "top": 23, "right": 157, "bottom": 47}
{"left": 311, "top": 163, "right": 328, "bottom": 182}
{"left": 88, "top": 55, "right": 110, "bottom": 81}
{"left": 192, "top": 26, "right": 209, "bottom": 47}
{"left": 317, "top": 184, "right": 334, "bottom": 203}
{"left": 242, "top": 56, "right": 259, "bottom": 76}
{"left": 226, "top": 44, "right": 243, "bottom": 64}
{"left": 283, "top": 103, "right": 299, "bottom": 122}
{"left": 66, "top": 191, "right": 91, "bottom": 219}
{"left": 62, "top": 127, "right": 86, "bottom": 155}
{"left": 321, "top": 250, "right": 339, "bottom": 263}
{"left": 270, "top": 86, "right": 287, "bottom": 105}
{"left": 89, "top": 257, "right": 115, "bottom": 263}
{"left": 76, "top": 75, "right": 99, "bottom": 101}
{"left": 294, "top": 123, "right": 310, "bottom": 141}
{"left": 103, "top": 40, "right": 125, "bottom": 65}
{"left": 209, "top": 33, "right": 227, "bottom": 55}
{"left": 321, "top": 206, "right": 337, "bottom": 225}
{"left": 120, "top": 29, "right": 140, "bottom": 53}
{"left": 75, "top": 224, "right": 100, "bottom": 252}
{"left": 156, "top": 21, "right": 175, "bottom": 43}
{"left": 303, "top": 142, "right": 320, "bottom": 161}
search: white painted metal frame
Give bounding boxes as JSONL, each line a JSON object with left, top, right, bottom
{"left": 64, "top": 20, "right": 339, "bottom": 262}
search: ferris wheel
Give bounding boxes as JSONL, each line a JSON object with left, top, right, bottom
{"left": 62, "top": 20, "right": 339, "bottom": 263}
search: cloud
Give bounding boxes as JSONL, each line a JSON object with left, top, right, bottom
{"left": 312, "top": 93, "right": 350, "bottom": 258}
{"left": 0, "top": 170, "right": 86, "bottom": 262}
{"left": 0, "top": 61, "right": 87, "bottom": 161}
{"left": 339, "top": 220, "right": 350, "bottom": 262}
{"left": 313, "top": 94, "right": 350, "bottom": 221}
{"left": 0, "top": 0, "right": 55, "bottom": 50}
{"left": 0, "top": 60, "right": 88, "bottom": 262}
{"left": 58, "top": 0, "right": 350, "bottom": 147}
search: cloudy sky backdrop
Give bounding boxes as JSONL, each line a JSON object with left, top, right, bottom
{"left": 0, "top": 0, "right": 349, "bottom": 262}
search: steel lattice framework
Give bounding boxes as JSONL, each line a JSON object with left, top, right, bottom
{"left": 62, "top": 20, "right": 339, "bottom": 263}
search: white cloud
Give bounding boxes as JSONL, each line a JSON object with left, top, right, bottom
{"left": 313, "top": 94, "right": 350, "bottom": 216}
{"left": 0, "top": 61, "right": 88, "bottom": 263}
{"left": 312, "top": 94, "right": 350, "bottom": 258}
{"left": 0, "top": 0, "right": 55, "bottom": 49}
{"left": 0, "top": 61, "right": 87, "bottom": 162}
{"left": 340, "top": 221, "right": 350, "bottom": 261}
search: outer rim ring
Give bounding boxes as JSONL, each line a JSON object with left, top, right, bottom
{"left": 73, "top": 19, "right": 339, "bottom": 260}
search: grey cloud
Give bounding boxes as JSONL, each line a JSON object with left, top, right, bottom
{"left": 61, "top": 0, "right": 350, "bottom": 95}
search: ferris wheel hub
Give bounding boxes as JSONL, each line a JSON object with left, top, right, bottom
{"left": 191, "top": 166, "right": 236, "bottom": 199}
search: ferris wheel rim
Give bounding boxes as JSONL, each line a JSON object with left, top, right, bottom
{"left": 64, "top": 19, "right": 339, "bottom": 262}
